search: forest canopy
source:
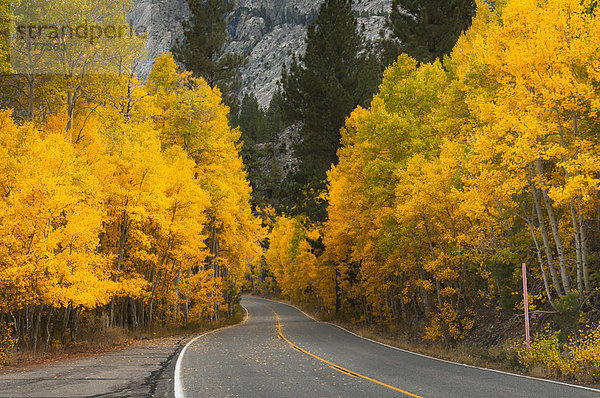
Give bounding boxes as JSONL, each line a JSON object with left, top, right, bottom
{"left": 261, "top": 0, "right": 600, "bottom": 358}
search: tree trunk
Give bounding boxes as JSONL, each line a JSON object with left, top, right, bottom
{"left": 334, "top": 265, "right": 341, "bottom": 313}
{"left": 10, "top": 312, "right": 20, "bottom": 349}
{"left": 66, "top": 91, "right": 74, "bottom": 132}
{"left": 44, "top": 307, "right": 54, "bottom": 350}
{"left": 32, "top": 305, "right": 43, "bottom": 352}
{"left": 416, "top": 256, "right": 430, "bottom": 315}
{"left": 579, "top": 210, "right": 591, "bottom": 291}
{"left": 529, "top": 175, "right": 563, "bottom": 295}
{"left": 27, "top": 74, "right": 35, "bottom": 122}
{"left": 61, "top": 305, "right": 71, "bottom": 346}
{"left": 397, "top": 271, "right": 407, "bottom": 322}
{"left": 571, "top": 112, "right": 591, "bottom": 292}
{"left": 184, "top": 268, "right": 190, "bottom": 326}
{"left": 149, "top": 205, "right": 177, "bottom": 326}
{"left": 148, "top": 265, "right": 163, "bottom": 327}
{"left": 70, "top": 307, "right": 79, "bottom": 343}
{"left": 524, "top": 213, "right": 557, "bottom": 310}
{"left": 111, "top": 210, "right": 131, "bottom": 326}
{"left": 139, "top": 301, "right": 145, "bottom": 329}
{"left": 174, "top": 268, "right": 181, "bottom": 323}
{"left": 535, "top": 159, "right": 570, "bottom": 292}
{"left": 129, "top": 298, "right": 138, "bottom": 330}
{"left": 556, "top": 109, "right": 584, "bottom": 300}
{"left": 569, "top": 202, "right": 584, "bottom": 302}
{"left": 423, "top": 221, "right": 443, "bottom": 309}
{"left": 214, "top": 236, "right": 220, "bottom": 321}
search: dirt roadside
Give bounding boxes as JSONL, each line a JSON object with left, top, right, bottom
{"left": 0, "top": 336, "right": 188, "bottom": 397}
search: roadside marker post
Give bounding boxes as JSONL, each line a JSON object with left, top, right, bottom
{"left": 522, "top": 262, "right": 530, "bottom": 352}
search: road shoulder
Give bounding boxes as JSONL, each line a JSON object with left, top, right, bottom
{"left": 0, "top": 336, "right": 189, "bottom": 397}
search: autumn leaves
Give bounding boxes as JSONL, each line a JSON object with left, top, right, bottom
{"left": 262, "top": 0, "right": 600, "bottom": 342}
{"left": 3, "top": 0, "right": 600, "bottom": 358}
{"left": 0, "top": 53, "right": 263, "bottom": 350}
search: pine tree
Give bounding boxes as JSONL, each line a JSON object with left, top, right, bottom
{"left": 382, "top": 0, "right": 476, "bottom": 65}
{"left": 279, "top": 0, "right": 379, "bottom": 221}
{"left": 235, "top": 94, "right": 273, "bottom": 209}
{"left": 172, "top": 0, "right": 246, "bottom": 106}
{"left": 238, "top": 94, "right": 270, "bottom": 144}
{"left": 265, "top": 90, "right": 287, "bottom": 142}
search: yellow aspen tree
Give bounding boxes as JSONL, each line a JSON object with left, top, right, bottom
{"left": 454, "top": 0, "right": 600, "bottom": 304}
{"left": 149, "top": 53, "right": 264, "bottom": 320}
{"left": 265, "top": 216, "right": 317, "bottom": 303}
{"left": 0, "top": 111, "right": 116, "bottom": 349}
{"left": 8, "top": 0, "right": 146, "bottom": 128}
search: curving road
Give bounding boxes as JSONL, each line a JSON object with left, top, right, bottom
{"left": 175, "top": 296, "right": 600, "bottom": 398}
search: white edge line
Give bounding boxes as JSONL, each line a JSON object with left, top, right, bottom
{"left": 174, "top": 304, "right": 249, "bottom": 398}
{"left": 252, "top": 296, "right": 600, "bottom": 394}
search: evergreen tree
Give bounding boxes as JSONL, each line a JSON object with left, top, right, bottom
{"left": 265, "top": 90, "right": 287, "bottom": 143}
{"left": 279, "top": 0, "right": 379, "bottom": 221}
{"left": 172, "top": 0, "right": 246, "bottom": 106}
{"left": 237, "top": 94, "right": 272, "bottom": 208}
{"left": 238, "top": 94, "right": 270, "bottom": 144}
{"left": 382, "top": 0, "right": 476, "bottom": 65}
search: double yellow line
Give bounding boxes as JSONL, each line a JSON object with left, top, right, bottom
{"left": 264, "top": 304, "right": 423, "bottom": 398}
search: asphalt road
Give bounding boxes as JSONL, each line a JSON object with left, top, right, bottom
{"left": 176, "top": 296, "right": 600, "bottom": 398}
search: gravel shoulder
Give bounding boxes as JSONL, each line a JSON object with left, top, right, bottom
{"left": 0, "top": 337, "right": 187, "bottom": 397}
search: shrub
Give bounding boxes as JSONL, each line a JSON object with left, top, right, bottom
{"left": 510, "top": 323, "right": 600, "bottom": 382}
{"left": 0, "top": 323, "right": 15, "bottom": 365}
{"left": 424, "top": 303, "right": 475, "bottom": 343}
{"left": 554, "top": 292, "right": 581, "bottom": 337}
{"left": 564, "top": 325, "right": 600, "bottom": 382}
{"left": 516, "top": 332, "right": 564, "bottom": 376}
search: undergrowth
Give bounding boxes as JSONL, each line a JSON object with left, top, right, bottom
{"left": 2, "top": 305, "right": 245, "bottom": 367}
{"left": 507, "top": 323, "right": 600, "bottom": 383}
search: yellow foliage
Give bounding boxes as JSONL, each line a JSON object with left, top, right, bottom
{"left": 265, "top": 216, "right": 317, "bottom": 303}
{"left": 0, "top": 51, "right": 263, "bottom": 347}
{"left": 0, "top": 322, "right": 13, "bottom": 365}
{"left": 512, "top": 324, "right": 600, "bottom": 382}
{"left": 305, "top": 0, "right": 600, "bottom": 351}
{"left": 425, "top": 303, "right": 475, "bottom": 342}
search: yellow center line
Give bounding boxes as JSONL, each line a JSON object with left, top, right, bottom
{"left": 264, "top": 304, "right": 423, "bottom": 398}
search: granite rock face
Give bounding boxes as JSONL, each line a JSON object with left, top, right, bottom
{"left": 132, "top": 0, "right": 391, "bottom": 108}
{"left": 131, "top": 0, "right": 190, "bottom": 80}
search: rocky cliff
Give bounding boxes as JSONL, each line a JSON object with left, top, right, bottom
{"left": 132, "top": 0, "right": 391, "bottom": 108}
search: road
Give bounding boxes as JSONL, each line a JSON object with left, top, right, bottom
{"left": 0, "top": 297, "right": 598, "bottom": 397}
{"left": 176, "top": 296, "right": 600, "bottom": 398}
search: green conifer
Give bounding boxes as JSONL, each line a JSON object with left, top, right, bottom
{"left": 172, "top": 0, "right": 246, "bottom": 106}
{"left": 279, "top": 0, "right": 379, "bottom": 221}
{"left": 382, "top": 0, "right": 476, "bottom": 65}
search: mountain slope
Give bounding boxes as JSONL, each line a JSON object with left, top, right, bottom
{"left": 132, "top": 0, "right": 391, "bottom": 108}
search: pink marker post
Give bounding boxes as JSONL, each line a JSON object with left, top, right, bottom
{"left": 522, "top": 262, "right": 530, "bottom": 352}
